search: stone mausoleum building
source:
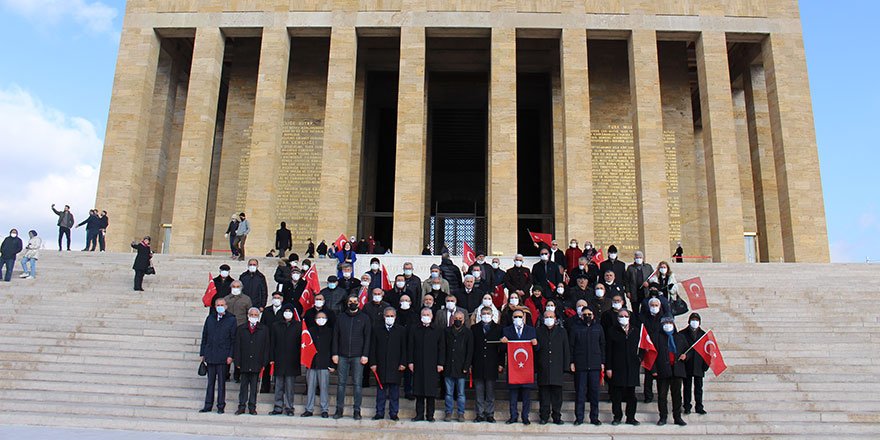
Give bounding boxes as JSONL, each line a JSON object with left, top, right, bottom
{"left": 96, "top": 0, "right": 829, "bottom": 263}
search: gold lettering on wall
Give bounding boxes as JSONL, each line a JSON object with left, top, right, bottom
{"left": 234, "top": 127, "right": 253, "bottom": 209}
{"left": 591, "top": 124, "right": 639, "bottom": 251}
{"left": 664, "top": 130, "right": 682, "bottom": 244}
{"left": 278, "top": 119, "right": 324, "bottom": 245}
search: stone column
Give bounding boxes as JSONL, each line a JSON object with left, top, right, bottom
{"left": 95, "top": 26, "right": 160, "bottom": 251}
{"left": 391, "top": 27, "right": 427, "bottom": 255}
{"left": 695, "top": 31, "right": 745, "bottom": 262}
{"left": 559, "top": 28, "right": 593, "bottom": 246}
{"left": 488, "top": 28, "right": 518, "bottom": 255}
{"left": 169, "top": 27, "right": 225, "bottom": 255}
{"left": 316, "top": 27, "right": 358, "bottom": 244}
{"left": 629, "top": 29, "right": 670, "bottom": 261}
{"left": 762, "top": 33, "right": 830, "bottom": 262}
{"left": 242, "top": 27, "right": 291, "bottom": 254}
{"left": 743, "top": 65, "right": 784, "bottom": 262}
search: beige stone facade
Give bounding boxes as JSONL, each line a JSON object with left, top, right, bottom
{"left": 96, "top": 0, "right": 829, "bottom": 262}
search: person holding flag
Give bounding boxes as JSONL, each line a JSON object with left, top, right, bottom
{"left": 334, "top": 241, "right": 357, "bottom": 279}
{"left": 624, "top": 250, "right": 654, "bottom": 315}
{"left": 679, "top": 313, "right": 708, "bottom": 415}
{"left": 365, "top": 257, "right": 384, "bottom": 291}
{"left": 605, "top": 308, "right": 642, "bottom": 426}
{"left": 532, "top": 247, "right": 563, "bottom": 296}
{"left": 501, "top": 309, "right": 538, "bottom": 425}
{"left": 268, "top": 304, "right": 302, "bottom": 416}
{"left": 651, "top": 316, "right": 688, "bottom": 426}
{"left": 301, "top": 310, "right": 333, "bottom": 418}
{"left": 369, "top": 307, "right": 407, "bottom": 420}
{"left": 210, "top": 264, "right": 234, "bottom": 305}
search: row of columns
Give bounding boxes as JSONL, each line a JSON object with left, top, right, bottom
{"left": 97, "top": 25, "right": 828, "bottom": 262}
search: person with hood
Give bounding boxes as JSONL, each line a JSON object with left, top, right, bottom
{"left": 605, "top": 308, "right": 641, "bottom": 426}
{"left": 269, "top": 304, "right": 302, "bottom": 416}
{"left": 470, "top": 293, "right": 500, "bottom": 325}
{"left": 224, "top": 214, "right": 239, "bottom": 258}
{"left": 275, "top": 222, "right": 292, "bottom": 258}
{"left": 301, "top": 310, "right": 333, "bottom": 418}
{"left": 408, "top": 307, "right": 445, "bottom": 422}
{"left": 535, "top": 309, "right": 569, "bottom": 425}
{"left": 599, "top": 245, "right": 626, "bottom": 287}
{"left": 51, "top": 203, "right": 74, "bottom": 251}
{"left": 439, "top": 252, "right": 463, "bottom": 292}
{"left": 233, "top": 307, "right": 271, "bottom": 415}
{"left": 680, "top": 312, "right": 708, "bottom": 415}
{"left": 335, "top": 241, "right": 357, "bottom": 279}
{"left": 370, "top": 307, "right": 407, "bottom": 420}
{"left": 19, "top": 230, "right": 41, "bottom": 279}
{"left": 240, "top": 259, "right": 268, "bottom": 312}
{"left": 130, "top": 236, "right": 151, "bottom": 291}
{"left": 199, "top": 297, "right": 237, "bottom": 414}
{"left": 652, "top": 316, "right": 688, "bottom": 426}
{"left": 569, "top": 306, "right": 605, "bottom": 425}
{"left": 332, "top": 295, "right": 372, "bottom": 420}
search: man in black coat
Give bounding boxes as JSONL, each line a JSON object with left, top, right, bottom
{"left": 535, "top": 310, "right": 570, "bottom": 425}
{"left": 401, "top": 262, "right": 422, "bottom": 302}
{"left": 213, "top": 264, "right": 235, "bottom": 303}
{"left": 599, "top": 270, "right": 626, "bottom": 309}
{"left": 260, "top": 291, "right": 286, "bottom": 393}
{"left": 504, "top": 254, "right": 532, "bottom": 297}
{"left": 680, "top": 313, "right": 709, "bottom": 415}
{"left": 652, "top": 316, "right": 688, "bottom": 426}
{"left": 303, "top": 292, "right": 337, "bottom": 329}
{"left": 130, "top": 236, "right": 151, "bottom": 291}
{"left": 471, "top": 306, "right": 504, "bottom": 423}
{"left": 385, "top": 274, "right": 408, "bottom": 308}
{"left": 569, "top": 308, "right": 605, "bottom": 425}
{"left": 269, "top": 304, "right": 302, "bottom": 416}
{"left": 532, "top": 248, "right": 563, "bottom": 295}
{"left": 0, "top": 229, "right": 22, "bottom": 282}
{"left": 639, "top": 297, "right": 664, "bottom": 403}
{"left": 96, "top": 210, "right": 109, "bottom": 251}
{"left": 408, "top": 307, "right": 445, "bottom": 422}
{"left": 501, "top": 309, "right": 539, "bottom": 425}
{"left": 599, "top": 245, "right": 626, "bottom": 288}
{"left": 370, "top": 307, "right": 407, "bottom": 420}
{"left": 624, "top": 250, "right": 654, "bottom": 315}
{"left": 605, "top": 308, "right": 641, "bottom": 425}
{"left": 459, "top": 274, "right": 486, "bottom": 315}
{"left": 363, "top": 288, "right": 391, "bottom": 326}
{"left": 199, "top": 297, "right": 237, "bottom": 414}
{"left": 240, "top": 259, "right": 268, "bottom": 311}
{"left": 76, "top": 209, "right": 100, "bottom": 251}
{"left": 302, "top": 310, "right": 334, "bottom": 418}
{"left": 443, "top": 310, "right": 472, "bottom": 422}
{"left": 233, "top": 307, "right": 270, "bottom": 415}
{"left": 332, "top": 296, "right": 372, "bottom": 420}
{"left": 439, "top": 253, "right": 463, "bottom": 292}
{"left": 319, "top": 275, "right": 347, "bottom": 315}
{"left": 275, "top": 222, "right": 292, "bottom": 258}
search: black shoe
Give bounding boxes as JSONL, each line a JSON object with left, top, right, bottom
{"left": 553, "top": 419, "right": 564, "bottom": 425}
{"left": 269, "top": 410, "right": 284, "bottom": 415}
{"left": 333, "top": 411, "right": 343, "bottom": 419}
{"left": 235, "top": 409, "right": 245, "bottom": 415}
{"left": 674, "top": 419, "right": 688, "bottom": 426}
{"left": 574, "top": 420, "right": 583, "bottom": 426}
{"left": 486, "top": 416, "right": 496, "bottom": 423}
{"left": 390, "top": 415, "right": 399, "bottom": 421}
{"left": 611, "top": 419, "right": 621, "bottom": 426}
{"left": 426, "top": 416, "right": 435, "bottom": 422}
{"left": 248, "top": 409, "right": 257, "bottom": 415}
{"left": 353, "top": 411, "right": 362, "bottom": 420}
{"left": 539, "top": 419, "right": 548, "bottom": 425}
{"left": 199, "top": 407, "right": 212, "bottom": 413}
{"left": 590, "top": 419, "right": 602, "bottom": 426}
{"left": 286, "top": 409, "right": 295, "bottom": 416}
{"left": 372, "top": 414, "right": 384, "bottom": 420}
{"left": 405, "top": 394, "right": 415, "bottom": 401}
{"left": 321, "top": 412, "right": 329, "bottom": 418}
{"left": 474, "top": 415, "right": 484, "bottom": 423}
{"left": 625, "top": 419, "right": 640, "bottom": 426}
{"left": 657, "top": 419, "right": 667, "bottom": 426}
{"left": 300, "top": 411, "right": 313, "bottom": 417}
{"left": 696, "top": 409, "right": 707, "bottom": 415}
{"left": 522, "top": 419, "right": 530, "bottom": 426}
{"left": 216, "top": 409, "right": 224, "bottom": 414}
{"left": 411, "top": 416, "right": 424, "bottom": 422}
{"left": 234, "top": 379, "right": 241, "bottom": 384}
{"left": 683, "top": 408, "right": 691, "bottom": 415}
{"left": 505, "top": 418, "right": 516, "bottom": 424}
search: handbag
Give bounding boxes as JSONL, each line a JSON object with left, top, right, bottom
{"left": 669, "top": 293, "right": 689, "bottom": 316}
{"left": 145, "top": 265, "right": 156, "bottom": 275}
{"left": 198, "top": 361, "right": 208, "bottom": 377}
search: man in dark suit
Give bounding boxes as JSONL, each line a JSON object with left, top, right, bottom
{"left": 471, "top": 306, "right": 503, "bottom": 423}
{"left": 260, "top": 291, "right": 286, "bottom": 393}
{"left": 569, "top": 307, "right": 605, "bottom": 425}
{"left": 599, "top": 245, "right": 626, "bottom": 287}
{"left": 233, "top": 307, "right": 271, "bottom": 415}
{"left": 501, "top": 309, "right": 538, "bottom": 425}
{"left": 532, "top": 248, "right": 563, "bottom": 295}
{"left": 535, "top": 309, "right": 569, "bottom": 425}
{"left": 199, "top": 298, "right": 237, "bottom": 414}
{"left": 370, "top": 307, "right": 407, "bottom": 420}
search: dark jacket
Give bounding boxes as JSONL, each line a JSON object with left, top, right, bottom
{"left": 502, "top": 324, "right": 538, "bottom": 387}
{"left": 0, "top": 236, "right": 23, "bottom": 260}
{"left": 403, "top": 275, "right": 422, "bottom": 301}
{"left": 270, "top": 313, "right": 302, "bottom": 376}
{"left": 239, "top": 270, "right": 268, "bottom": 310}
{"left": 97, "top": 214, "right": 109, "bottom": 230}
{"left": 316, "top": 241, "right": 328, "bottom": 256}
{"left": 535, "top": 324, "right": 570, "bottom": 386}
{"left": 624, "top": 262, "right": 654, "bottom": 303}
{"left": 568, "top": 319, "right": 605, "bottom": 371}
{"left": 213, "top": 275, "right": 235, "bottom": 300}
{"left": 408, "top": 323, "right": 445, "bottom": 397}
{"left": 233, "top": 322, "right": 271, "bottom": 373}
{"left": 225, "top": 220, "right": 239, "bottom": 237}
{"left": 458, "top": 285, "right": 486, "bottom": 314}
{"left": 320, "top": 286, "right": 348, "bottom": 315}
{"left": 599, "top": 259, "right": 626, "bottom": 287}
{"left": 131, "top": 242, "right": 151, "bottom": 270}
{"left": 605, "top": 324, "right": 641, "bottom": 387}
{"left": 471, "top": 321, "right": 504, "bottom": 381}
{"left": 653, "top": 330, "right": 688, "bottom": 379}
{"left": 332, "top": 310, "right": 371, "bottom": 358}
{"left": 504, "top": 266, "right": 531, "bottom": 294}
{"left": 680, "top": 327, "right": 709, "bottom": 378}
{"left": 439, "top": 258, "right": 463, "bottom": 291}
{"left": 77, "top": 213, "right": 100, "bottom": 230}
{"left": 273, "top": 264, "right": 292, "bottom": 294}
{"left": 303, "top": 306, "right": 336, "bottom": 330}
{"left": 369, "top": 323, "right": 407, "bottom": 384}
{"left": 261, "top": 304, "right": 285, "bottom": 329}
{"left": 52, "top": 207, "right": 74, "bottom": 228}
{"left": 275, "top": 227, "right": 292, "bottom": 251}
{"left": 309, "top": 322, "right": 334, "bottom": 369}
{"left": 200, "top": 312, "right": 237, "bottom": 364}
{"left": 362, "top": 300, "right": 391, "bottom": 327}
{"left": 443, "top": 325, "right": 473, "bottom": 379}
{"left": 531, "top": 260, "right": 563, "bottom": 294}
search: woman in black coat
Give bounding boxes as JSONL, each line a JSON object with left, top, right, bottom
{"left": 605, "top": 308, "right": 641, "bottom": 425}
{"left": 130, "top": 236, "right": 152, "bottom": 291}
{"left": 269, "top": 304, "right": 301, "bottom": 415}
{"left": 535, "top": 317, "right": 570, "bottom": 424}
{"left": 407, "top": 310, "right": 445, "bottom": 421}
{"left": 651, "top": 316, "right": 688, "bottom": 426}
{"left": 680, "top": 312, "right": 708, "bottom": 415}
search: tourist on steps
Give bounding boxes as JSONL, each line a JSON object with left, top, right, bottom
{"left": 224, "top": 213, "right": 239, "bottom": 258}
{"left": 652, "top": 316, "right": 688, "bottom": 426}
{"left": 50, "top": 203, "right": 74, "bottom": 251}
{"left": 680, "top": 312, "right": 709, "bottom": 416}
{"left": 130, "top": 236, "right": 151, "bottom": 291}
{"left": 199, "top": 297, "right": 236, "bottom": 414}
{"left": 0, "top": 229, "right": 23, "bottom": 282}
{"left": 19, "top": 230, "right": 41, "bottom": 279}
{"left": 233, "top": 307, "right": 270, "bottom": 415}
{"left": 233, "top": 212, "right": 250, "bottom": 261}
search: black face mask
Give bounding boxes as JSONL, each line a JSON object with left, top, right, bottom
{"left": 583, "top": 315, "right": 593, "bottom": 323}
{"left": 348, "top": 303, "right": 358, "bottom": 312}
{"left": 453, "top": 320, "right": 463, "bottom": 328}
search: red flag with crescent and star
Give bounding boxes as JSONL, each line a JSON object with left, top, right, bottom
{"left": 527, "top": 230, "right": 553, "bottom": 246}
{"left": 357, "top": 286, "right": 368, "bottom": 310}
{"left": 693, "top": 330, "right": 727, "bottom": 376}
{"left": 201, "top": 273, "right": 216, "bottom": 307}
{"left": 334, "top": 234, "right": 348, "bottom": 251}
{"left": 681, "top": 277, "right": 708, "bottom": 310}
{"left": 300, "top": 320, "right": 317, "bottom": 368}
{"left": 591, "top": 248, "right": 604, "bottom": 266}
{"left": 299, "top": 265, "right": 321, "bottom": 312}
{"left": 380, "top": 264, "right": 393, "bottom": 291}
{"left": 507, "top": 341, "right": 534, "bottom": 385}
{"left": 492, "top": 284, "right": 506, "bottom": 309}
{"left": 639, "top": 324, "right": 658, "bottom": 370}
{"left": 462, "top": 242, "right": 476, "bottom": 267}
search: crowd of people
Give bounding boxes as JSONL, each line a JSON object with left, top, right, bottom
{"left": 200, "top": 241, "right": 710, "bottom": 427}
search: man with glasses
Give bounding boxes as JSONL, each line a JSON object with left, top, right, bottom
{"left": 569, "top": 306, "right": 606, "bottom": 425}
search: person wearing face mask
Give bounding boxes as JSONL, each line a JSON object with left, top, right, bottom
{"left": 233, "top": 212, "right": 250, "bottom": 261}
{"left": 273, "top": 259, "right": 293, "bottom": 299}
{"left": 504, "top": 254, "right": 532, "bottom": 297}
{"left": 438, "top": 251, "right": 464, "bottom": 292}
{"left": 532, "top": 249, "right": 563, "bottom": 296}
{"left": 568, "top": 274, "right": 592, "bottom": 306}
{"left": 582, "top": 240, "right": 597, "bottom": 263}
{"left": 587, "top": 283, "right": 612, "bottom": 317}
{"left": 564, "top": 239, "right": 583, "bottom": 274}
{"left": 260, "top": 291, "right": 287, "bottom": 393}
{"left": 600, "top": 270, "right": 626, "bottom": 309}
{"left": 647, "top": 261, "right": 679, "bottom": 300}
{"left": 679, "top": 313, "right": 708, "bottom": 416}
{"left": 369, "top": 307, "right": 407, "bottom": 420}
{"left": 363, "top": 288, "right": 391, "bottom": 329}
{"left": 568, "top": 306, "right": 605, "bottom": 425}
{"left": 334, "top": 242, "right": 357, "bottom": 279}
{"left": 569, "top": 256, "right": 599, "bottom": 286}
{"left": 467, "top": 251, "right": 495, "bottom": 288}
{"left": 524, "top": 285, "right": 548, "bottom": 327}
{"left": 599, "top": 244, "right": 626, "bottom": 288}
{"left": 605, "top": 309, "right": 641, "bottom": 425}
{"left": 638, "top": 297, "right": 664, "bottom": 403}
{"left": 268, "top": 304, "right": 302, "bottom": 416}
{"left": 500, "top": 309, "right": 538, "bottom": 425}
{"left": 18, "top": 230, "right": 41, "bottom": 279}
{"left": 544, "top": 240, "right": 565, "bottom": 266}
{"left": 566, "top": 299, "right": 589, "bottom": 329}
{"left": 233, "top": 308, "right": 270, "bottom": 415}
{"left": 432, "top": 294, "right": 468, "bottom": 330}
{"left": 459, "top": 274, "right": 486, "bottom": 315}
{"left": 535, "top": 310, "right": 569, "bottom": 425}
{"left": 500, "top": 292, "right": 531, "bottom": 327}
{"left": 385, "top": 274, "right": 407, "bottom": 308}
{"left": 274, "top": 222, "right": 292, "bottom": 258}
{"left": 239, "top": 259, "right": 268, "bottom": 312}
{"left": 442, "top": 310, "right": 473, "bottom": 422}
{"left": 396, "top": 294, "right": 417, "bottom": 400}
{"left": 319, "top": 275, "right": 347, "bottom": 315}
{"left": 471, "top": 306, "right": 503, "bottom": 423}
{"left": 625, "top": 251, "right": 654, "bottom": 315}
{"left": 199, "top": 298, "right": 237, "bottom": 414}
{"left": 408, "top": 307, "right": 445, "bottom": 422}
{"left": 470, "top": 293, "right": 500, "bottom": 325}
{"left": 224, "top": 280, "right": 252, "bottom": 383}
{"left": 401, "top": 262, "right": 422, "bottom": 300}
{"left": 284, "top": 267, "right": 308, "bottom": 311}
{"left": 212, "top": 264, "right": 235, "bottom": 305}
{"left": 421, "top": 265, "right": 450, "bottom": 303}
{"left": 652, "top": 316, "right": 688, "bottom": 426}
{"left": 129, "top": 235, "right": 151, "bottom": 291}
{"left": 365, "top": 257, "right": 384, "bottom": 291}
{"left": 601, "top": 295, "right": 626, "bottom": 333}
{"left": 331, "top": 296, "right": 372, "bottom": 420}
{"left": 302, "top": 311, "right": 333, "bottom": 418}
{"left": 303, "top": 293, "right": 337, "bottom": 329}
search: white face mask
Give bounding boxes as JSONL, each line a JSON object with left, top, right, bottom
{"left": 659, "top": 267, "right": 668, "bottom": 275}
{"left": 540, "top": 254, "right": 549, "bottom": 261}
{"left": 395, "top": 281, "right": 405, "bottom": 289}
{"left": 399, "top": 301, "right": 411, "bottom": 310}
{"left": 314, "top": 300, "right": 325, "bottom": 308}
{"left": 546, "top": 305, "right": 556, "bottom": 312}
{"left": 432, "top": 284, "right": 441, "bottom": 291}
{"left": 491, "top": 263, "right": 499, "bottom": 269}
{"left": 248, "top": 265, "right": 257, "bottom": 273}
{"left": 472, "top": 271, "right": 481, "bottom": 278}
{"left": 404, "top": 269, "right": 413, "bottom": 276}
{"left": 476, "top": 258, "right": 485, "bottom": 265}
{"left": 544, "top": 317, "right": 555, "bottom": 327}
{"left": 220, "top": 270, "right": 229, "bottom": 277}
{"left": 595, "top": 289, "right": 605, "bottom": 298}
{"left": 649, "top": 306, "right": 660, "bottom": 315}
{"left": 370, "top": 263, "right": 380, "bottom": 271}
{"left": 634, "top": 258, "right": 643, "bottom": 265}
{"left": 283, "top": 311, "right": 293, "bottom": 320}
{"left": 373, "top": 295, "right": 383, "bottom": 303}
{"left": 481, "top": 314, "right": 492, "bottom": 324}
{"left": 431, "top": 272, "right": 439, "bottom": 278}
{"left": 689, "top": 320, "right": 700, "bottom": 329}
{"left": 361, "top": 280, "right": 370, "bottom": 287}
{"left": 586, "top": 245, "right": 592, "bottom": 250}
{"left": 421, "top": 315, "right": 432, "bottom": 324}
{"left": 513, "top": 317, "right": 524, "bottom": 327}
{"left": 570, "top": 243, "right": 577, "bottom": 248}
{"left": 609, "top": 253, "right": 617, "bottom": 260}
{"left": 578, "top": 264, "right": 585, "bottom": 270}
{"left": 231, "top": 288, "right": 242, "bottom": 295}
{"left": 445, "top": 302, "right": 456, "bottom": 311}
{"left": 248, "top": 317, "right": 259, "bottom": 325}
{"left": 342, "top": 271, "right": 352, "bottom": 279}
{"left": 514, "top": 260, "right": 523, "bottom": 267}
{"left": 663, "top": 324, "right": 675, "bottom": 333}
{"left": 576, "top": 306, "right": 583, "bottom": 315}
{"left": 612, "top": 302, "right": 622, "bottom": 310}
{"left": 384, "top": 316, "right": 395, "bottom": 326}
{"left": 509, "top": 298, "right": 519, "bottom": 306}
{"left": 292, "top": 273, "right": 301, "bottom": 281}
{"left": 316, "top": 318, "right": 327, "bottom": 326}
{"left": 272, "top": 298, "right": 282, "bottom": 307}
{"left": 302, "top": 264, "right": 310, "bottom": 271}
{"left": 482, "top": 299, "right": 493, "bottom": 307}
{"left": 10, "top": 233, "right": 16, "bottom": 238}
{"left": 557, "top": 286, "right": 565, "bottom": 294}
{"left": 618, "top": 316, "right": 629, "bottom": 326}
{"left": 290, "top": 261, "right": 298, "bottom": 267}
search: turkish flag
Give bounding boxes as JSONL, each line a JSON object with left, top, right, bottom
{"left": 591, "top": 249, "right": 604, "bottom": 266}
{"left": 639, "top": 324, "right": 658, "bottom": 370}
{"left": 357, "top": 286, "right": 368, "bottom": 310}
{"left": 299, "top": 265, "right": 320, "bottom": 312}
{"left": 694, "top": 330, "right": 727, "bottom": 376}
{"left": 681, "top": 277, "right": 709, "bottom": 310}
{"left": 202, "top": 273, "right": 216, "bottom": 307}
{"left": 528, "top": 230, "right": 553, "bottom": 246}
{"left": 380, "top": 264, "right": 393, "bottom": 291}
{"left": 334, "top": 233, "right": 348, "bottom": 251}
{"left": 507, "top": 341, "right": 534, "bottom": 385}
{"left": 462, "top": 242, "right": 476, "bottom": 267}
{"left": 301, "top": 320, "right": 317, "bottom": 368}
{"left": 492, "top": 284, "right": 506, "bottom": 309}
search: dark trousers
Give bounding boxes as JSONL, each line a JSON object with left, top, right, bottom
{"left": 58, "top": 226, "right": 71, "bottom": 250}
{"left": 233, "top": 235, "right": 247, "bottom": 260}
{"left": 657, "top": 376, "right": 683, "bottom": 421}
{"left": 98, "top": 230, "right": 106, "bottom": 251}
{"left": 683, "top": 375, "right": 704, "bottom": 411}
{"left": 260, "top": 362, "right": 273, "bottom": 392}
{"left": 133, "top": 269, "right": 145, "bottom": 290}
{"left": 403, "top": 370, "right": 413, "bottom": 396}
{"left": 204, "top": 363, "right": 227, "bottom": 410}
{"left": 375, "top": 383, "right": 400, "bottom": 417}
{"left": 508, "top": 385, "right": 532, "bottom": 421}
{"left": 238, "top": 372, "right": 260, "bottom": 410}
{"left": 414, "top": 396, "right": 435, "bottom": 420}
{"left": 538, "top": 385, "right": 563, "bottom": 422}
{"left": 228, "top": 234, "right": 237, "bottom": 257}
{"left": 85, "top": 229, "right": 98, "bottom": 251}
{"left": 1, "top": 259, "right": 14, "bottom": 282}
{"left": 643, "top": 368, "right": 655, "bottom": 399}
{"left": 574, "top": 370, "right": 601, "bottom": 422}
{"left": 473, "top": 378, "right": 495, "bottom": 417}
{"left": 610, "top": 385, "right": 637, "bottom": 421}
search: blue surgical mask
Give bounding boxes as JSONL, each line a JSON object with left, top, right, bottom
{"left": 328, "top": 282, "right": 337, "bottom": 289}
{"left": 215, "top": 305, "right": 226, "bottom": 315}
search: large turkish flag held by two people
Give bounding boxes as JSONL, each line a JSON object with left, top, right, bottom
{"left": 507, "top": 341, "right": 534, "bottom": 385}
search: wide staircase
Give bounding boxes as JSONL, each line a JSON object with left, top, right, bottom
{"left": 0, "top": 251, "right": 878, "bottom": 438}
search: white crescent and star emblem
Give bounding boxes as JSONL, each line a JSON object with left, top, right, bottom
{"left": 688, "top": 282, "right": 702, "bottom": 298}
{"left": 301, "top": 332, "right": 313, "bottom": 349}
{"left": 513, "top": 347, "right": 529, "bottom": 368}
{"left": 704, "top": 340, "right": 716, "bottom": 359}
